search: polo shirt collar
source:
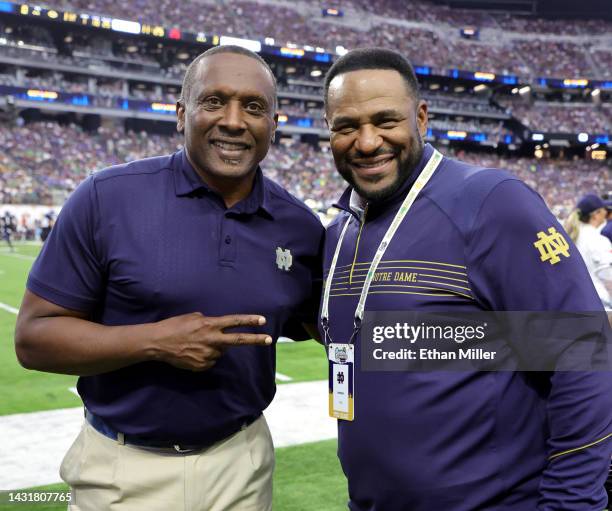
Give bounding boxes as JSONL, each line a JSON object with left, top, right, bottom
{"left": 173, "top": 148, "right": 274, "bottom": 217}
{"left": 335, "top": 143, "right": 435, "bottom": 217}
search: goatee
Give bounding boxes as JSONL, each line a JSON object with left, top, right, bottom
{"left": 341, "top": 134, "right": 425, "bottom": 203}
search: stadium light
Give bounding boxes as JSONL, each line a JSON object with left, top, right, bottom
{"left": 591, "top": 150, "right": 607, "bottom": 160}
{"left": 473, "top": 84, "right": 487, "bottom": 92}
{"left": 336, "top": 45, "right": 348, "bottom": 56}
{"left": 591, "top": 89, "right": 601, "bottom": 97}
{"left": 577, "top": 132, "right": 589, "bottom": 143}
{"left": 219, "top": 36, "right": 261, "bottom": 53}
{"left": 511, "top": 88, "right": 519, "bottom": 94}
{"left": 111, "top": 18, "right": 141, "bottom": 34}
{"left": 531, "top": 133, "right": 544, "bottom": 142}
{"left": 518, "top": 86, "right": 531, "bottom": 95}
{"left": 310, "top": 69, "right": 322, "bottom": 77}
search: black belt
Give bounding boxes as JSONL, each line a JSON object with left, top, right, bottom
{"left": 85, "top": 409, "right": 259, "bottom": 453}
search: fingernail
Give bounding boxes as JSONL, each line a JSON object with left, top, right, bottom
{"left": 265, "top": 336, "right": 273, "bottom": 344}
{"left": 258, "top": 317, "right": 266, "bottom": 325}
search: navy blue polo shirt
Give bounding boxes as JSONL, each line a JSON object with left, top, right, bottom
{"left": 322, "top": 144, "right": 612, "bottom": 510}
{"left": 28, "top": 149, "right": 324, "bottom": 444}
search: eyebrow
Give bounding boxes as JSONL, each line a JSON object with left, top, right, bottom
{"left": 330, "top": 115, "right": 356, "bottom": 128}
{"left": 370, "top": 109, "right": 404, "bottom": 122}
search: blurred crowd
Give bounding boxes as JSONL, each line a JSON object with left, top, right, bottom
{"left": 1, "top": 122, "right": 609, "bottom": 225}
{"left": 2, "top": 0, "right": 610, "bottom": 80}
{"left": 452, "top": 149, "right": 611, "bottom": 219}
{"left": 509, "top": 103, "right": 610, "bottom": 134}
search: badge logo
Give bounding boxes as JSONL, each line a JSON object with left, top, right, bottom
{"left": 334, "top": 346, "right": 348, "bottom": 364}
{"left": 533, "top": 227, "right": 570, "bottom": 265}
{"left": 276, "top": 247, "right": 293, "bottom": 271}
{"left": 337, "top": 371, "right": 345, "bottom": 384}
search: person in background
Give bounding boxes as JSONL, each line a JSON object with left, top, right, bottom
{"left": 564, "top": 194, "right": 612, "bottom": 308}
{"left": 601, "top": 197, "right": 612, "bottom": 244}
{"left": 1, "top": 211, "right": 16, "bottom": 252}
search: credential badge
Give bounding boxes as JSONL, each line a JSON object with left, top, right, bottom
{"left": 533, "top": 227, "right": 570, "bottom": 265}
{"left": 276, "top": 246, "right": 293, "bottom": 271}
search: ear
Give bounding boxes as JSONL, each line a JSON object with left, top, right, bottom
{"left": 176, "top": 101, "right": 185, "bottom": 134}
{"left": 271, "top": 112, "right": 279, "bottom": 143}
{"left": 416, "top": 100, "right": 428, "bottom": 139}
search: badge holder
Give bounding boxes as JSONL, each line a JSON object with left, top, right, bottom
{"left": 328, "top": 343, "right": 355, "bottom": 421}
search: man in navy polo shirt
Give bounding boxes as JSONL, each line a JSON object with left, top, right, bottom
{"left": 321, "top": 48, "right": 612, "bottom": 510}
{"left": 15, "top": 45, "right": 324, "bottom": 511}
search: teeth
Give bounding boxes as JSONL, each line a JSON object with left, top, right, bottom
{"left": 213, "top": 141, "right": 248, "bottom": 150}
{"left": 354, "top": 158, "right": 393, "bottom": 168}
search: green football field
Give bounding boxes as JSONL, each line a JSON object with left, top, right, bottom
{"left": 0, "top": 242, "right": 348, "bottom": 510}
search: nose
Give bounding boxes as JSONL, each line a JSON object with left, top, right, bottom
{"left": 219, "top": 101, "right": 247, "bottom": 132}
{"left": 354, "top": 125, "right": 382, "bottom": 154}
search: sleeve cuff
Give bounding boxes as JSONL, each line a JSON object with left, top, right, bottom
{"left": 27, "top": 274, "right": 97, "bottom": 312}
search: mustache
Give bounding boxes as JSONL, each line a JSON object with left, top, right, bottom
{"left": 348, "top": 149, "right": 397, "bottom": 160}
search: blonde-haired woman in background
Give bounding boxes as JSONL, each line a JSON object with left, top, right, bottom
{"left": 564, "top": 194, "right": 612, "bottom": 308}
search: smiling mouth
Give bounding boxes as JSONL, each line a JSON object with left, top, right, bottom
{"left": 211, "top": 140, "right": 251, "bottom": 151}
{"left": 349, "top": 155, "right": 395, "bottom": 175}
{"left": 210, "top": 140, "right": 252, "bottom": 166}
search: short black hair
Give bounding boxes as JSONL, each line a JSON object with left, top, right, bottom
{"left": 324, "top": 48, "right": 420, "bottom": 108}
{"left": 178, "top": 45, "right": 277, "bottom": 108}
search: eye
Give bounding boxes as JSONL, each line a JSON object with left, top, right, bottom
{"left": 245, "top": 102, "right": 265, "bottom": 114}
{"left": 378, "top": 120, "right": 398, "bottom": 129}
{"left": 333, "top": 126, "right": 356, "bottom": 135}
{"left": 201, "top": 96, "right": 222, "bottom": 108}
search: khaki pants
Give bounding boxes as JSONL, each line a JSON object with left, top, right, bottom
{"left": 60, "top": 415, "right": 274, "bottom": 511}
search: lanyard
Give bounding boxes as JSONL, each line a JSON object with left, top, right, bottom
{"left": 321, "top": 149, "right": 444, "bottom": 344}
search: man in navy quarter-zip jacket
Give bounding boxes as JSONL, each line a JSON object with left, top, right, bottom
{"left": 321, "top": 47, "right": 612, "bottom": 511}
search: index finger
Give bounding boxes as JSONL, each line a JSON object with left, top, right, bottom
{"left": 215, "top": 314, "right": 267, "bottom": 329}
{"left": 214, "top": 333, "right": 273, "bottom": 346}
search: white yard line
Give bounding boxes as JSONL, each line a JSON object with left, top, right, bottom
{"left": 0, "top": 380, "right": 335, "bottom": 490}
{"left": 275, "top": 372, "right": 293, "bottom": 382}
{"left": 0, "top": 251, "right": 36, "bottom": 261}
{"left": 0, "top": 302, "right": 18, "bottom": 315}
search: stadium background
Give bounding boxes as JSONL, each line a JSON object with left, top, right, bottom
{"left": 0, "top": 0, "right": 610, "bottom": 508}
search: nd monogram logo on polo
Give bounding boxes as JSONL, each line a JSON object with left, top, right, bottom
{"left": 533, "top": 227, "right": 570, "bottom": 265}
{"left": 276, "top": 247, "right": 293, "bottom": 271}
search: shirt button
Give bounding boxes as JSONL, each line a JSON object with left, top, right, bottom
{"left": 225, "top": 235, "right": 232, "bottom": 244}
